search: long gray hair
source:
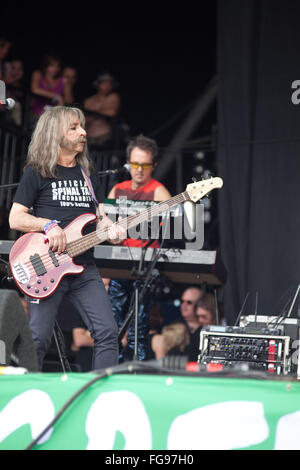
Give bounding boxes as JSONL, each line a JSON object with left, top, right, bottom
{"left": 26, "top": 106, "right": 93, "bottom": 177}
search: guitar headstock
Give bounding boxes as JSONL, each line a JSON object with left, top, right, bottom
{"left": 186, "top": 177, "right": 223, "bottom": 202}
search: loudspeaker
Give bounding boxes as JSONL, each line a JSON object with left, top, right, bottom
{"left": 0, "top": 289, "right": 38, "bottom": 372}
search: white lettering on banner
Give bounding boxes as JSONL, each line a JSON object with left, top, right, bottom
{"left": 274, "top": 410, "right": 300, "bottom": 450}
{"left": 85, "top": 391, "right": 152, "bottom": 450}
{"left": 0, "top": 390, "right": 55, "bottom": 445}
{"left": 167, "top": 401, "right": 269, "bottom": 450}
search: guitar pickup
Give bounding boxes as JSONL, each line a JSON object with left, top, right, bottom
{"left": 29, "top": 253, "right": 47, "bottom": 276}
{"left": 48, "top": 249, "right": 59, "bottom": 267}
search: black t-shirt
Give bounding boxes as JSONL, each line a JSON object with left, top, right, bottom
{"left": 13, "top": 164, "right": 105, "bottom": 264}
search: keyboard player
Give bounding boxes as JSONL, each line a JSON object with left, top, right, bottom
{"left": 105, "top": 134, "right": 171, "bottom": 361}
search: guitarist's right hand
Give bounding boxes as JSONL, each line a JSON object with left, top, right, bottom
{"left": 46, "top": 225, "right": 67, "bottom": 255}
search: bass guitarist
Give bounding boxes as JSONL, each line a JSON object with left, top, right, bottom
{"left": 9, "top": 106, "right": 125, "bottom": 371}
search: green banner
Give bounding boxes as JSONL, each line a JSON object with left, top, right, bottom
{"left": 0, "top": 372, "right": 299, "bottom": 450}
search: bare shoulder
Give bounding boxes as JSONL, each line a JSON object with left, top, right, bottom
{"left": 107, "top": 186, "right": 116, "bottom": 199}
{"left": 83, "top": 94, "right": 97, "bottom": 108}
{"left": 106, "top": 92, "right": 120, "bottom": 103}
{"left": 31, "top": 70, "right": 41, "bottom": 83}
{"left": 151, "top": 333, "right": 167, "bottom": 359}
{"left": 154, "top": 184, "right": 172, "bottom": 201}
{"left": 151, "top": 333, "right": 164, "bottom": 350}
{"left": 32, "top": 70, "right": 41, "bottom": 78}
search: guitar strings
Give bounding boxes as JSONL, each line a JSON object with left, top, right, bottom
{"left": 66, "top": 192, "right": 188, "bottom": 255}
{"left": 31, "top": 191, "right": 189, "bottom": 266}
{"left": 15, "top": 184, "right": 213, "bottom": 289}
{"left": 22, "top": 252, "right": 71, "bottom": 274}
{"left": 20, "top": 190, "right": 193, "bottom": 276}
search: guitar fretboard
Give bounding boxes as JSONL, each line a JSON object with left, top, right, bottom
{"left": 66, "top": 191, "right": 189, "bottom": 258}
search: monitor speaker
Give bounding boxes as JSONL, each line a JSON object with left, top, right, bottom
{"left": 0, "top": 289, "right": 38, "bottom": 372}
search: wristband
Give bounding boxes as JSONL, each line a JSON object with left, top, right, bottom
{"left": 43, "top": 220, "right": 60, "bottom": 234}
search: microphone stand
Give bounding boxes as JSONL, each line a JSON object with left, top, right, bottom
{"left": 132, "top": 239, "right": 158, "bottom": 361}
{"left": 52, "top": 321, "right": 72, "bottom": 373}
{"left": 117, "top": 211, "right": 171, "bottom": 361}
{"left": 97, "top": 167, "right": 129, "bottom": 194}
{"left": 98, "top": 169, "right": 120, "bottom": 176}
{"left": 117, "top": 239, "right": 161, "bottom": 361}
{"left": 98, "top": 165, "right": 130, "bottom": 177}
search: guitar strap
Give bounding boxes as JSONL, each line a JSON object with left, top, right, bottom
{"left": 80, "top": 167, "right": 103, "bottom": 220}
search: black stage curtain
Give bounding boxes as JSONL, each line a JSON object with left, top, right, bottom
{"left": 217, "top": 0, "right": 300, "bottom": 324}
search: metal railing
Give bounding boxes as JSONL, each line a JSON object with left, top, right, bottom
{"left": 0, "top": 124, "right": 30, "bottom": 209}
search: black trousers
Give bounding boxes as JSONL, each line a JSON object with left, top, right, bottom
{"left": 28, "top": 264, "right": 119, "bottom": 371}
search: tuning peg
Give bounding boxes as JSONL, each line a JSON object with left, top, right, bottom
{"left": 192, "top": 177, "right": 198, "bottom": 183}
{"left": 203, "top": 170, "right": 214, "bottom": 180}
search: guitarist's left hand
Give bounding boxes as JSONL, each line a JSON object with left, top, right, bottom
{"left": 97, "top": 214, "right": 126, "bottom": 245}
{"left": 107, "top": 217, "right": 127, "bottom": 245}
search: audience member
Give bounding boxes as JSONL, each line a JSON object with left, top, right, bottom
{"left": 121, "top": 302, "right": 164, "bottom": 361}
{"left": 0, "top": 37, "right": 14, "bottom": 127}
{"left": 180, "top": 286, "right": 204, "bottom": 334}
{"left": 6, "top": 59, "right": 25, "bottom": 126}
{"left": 151, "top": 322, "right": 190, "bottom": 360}
{"left": 195, "top": 293, "right": 217, "bottom": 327}
{"left": 163, "top": 322, "right": 190, "bottom": 356}
{"left": 0, "top": 36, "right": 14, "bottom": 84}
{"left": 30, "top": 54, "right": 73, "bottom": 121}
{"left": 145, "top": 303, "right": 164, "bottom": 359}
{"left": 186, "top": 292, "right": 218, "bottom": 362}
{"left": 9, "top": 59, "right": 24, "bottom": 89}
{"left": 83, "top": 72, "right": 121, "bottom": 148}
{"left": 62, "top": 65, "right": 78, "bottom": 104}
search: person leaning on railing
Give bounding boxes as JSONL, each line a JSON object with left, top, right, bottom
{"left": 29, "top": 54, "right": 73, "bottom": 123}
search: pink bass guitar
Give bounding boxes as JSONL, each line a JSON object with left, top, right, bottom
{"left": 9, "top": 178, "right": 223, "bottom": 299}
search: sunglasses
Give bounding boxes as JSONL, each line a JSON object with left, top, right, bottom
{"left": 129, "top": 162, "right": 153, "bottom": 170}
{"left": 180, "top": 299, "right": 194, "bottom": 305}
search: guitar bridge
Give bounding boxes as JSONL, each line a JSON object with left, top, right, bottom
{"left": 12, "top": 262, "right": 30, "bottom": 284}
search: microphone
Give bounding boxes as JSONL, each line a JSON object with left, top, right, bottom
{"left": 98, "top": 163, "right": 131, "bottom": 176}
{"left": 0, "top": 98, "right": 16, "bottom": 110}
